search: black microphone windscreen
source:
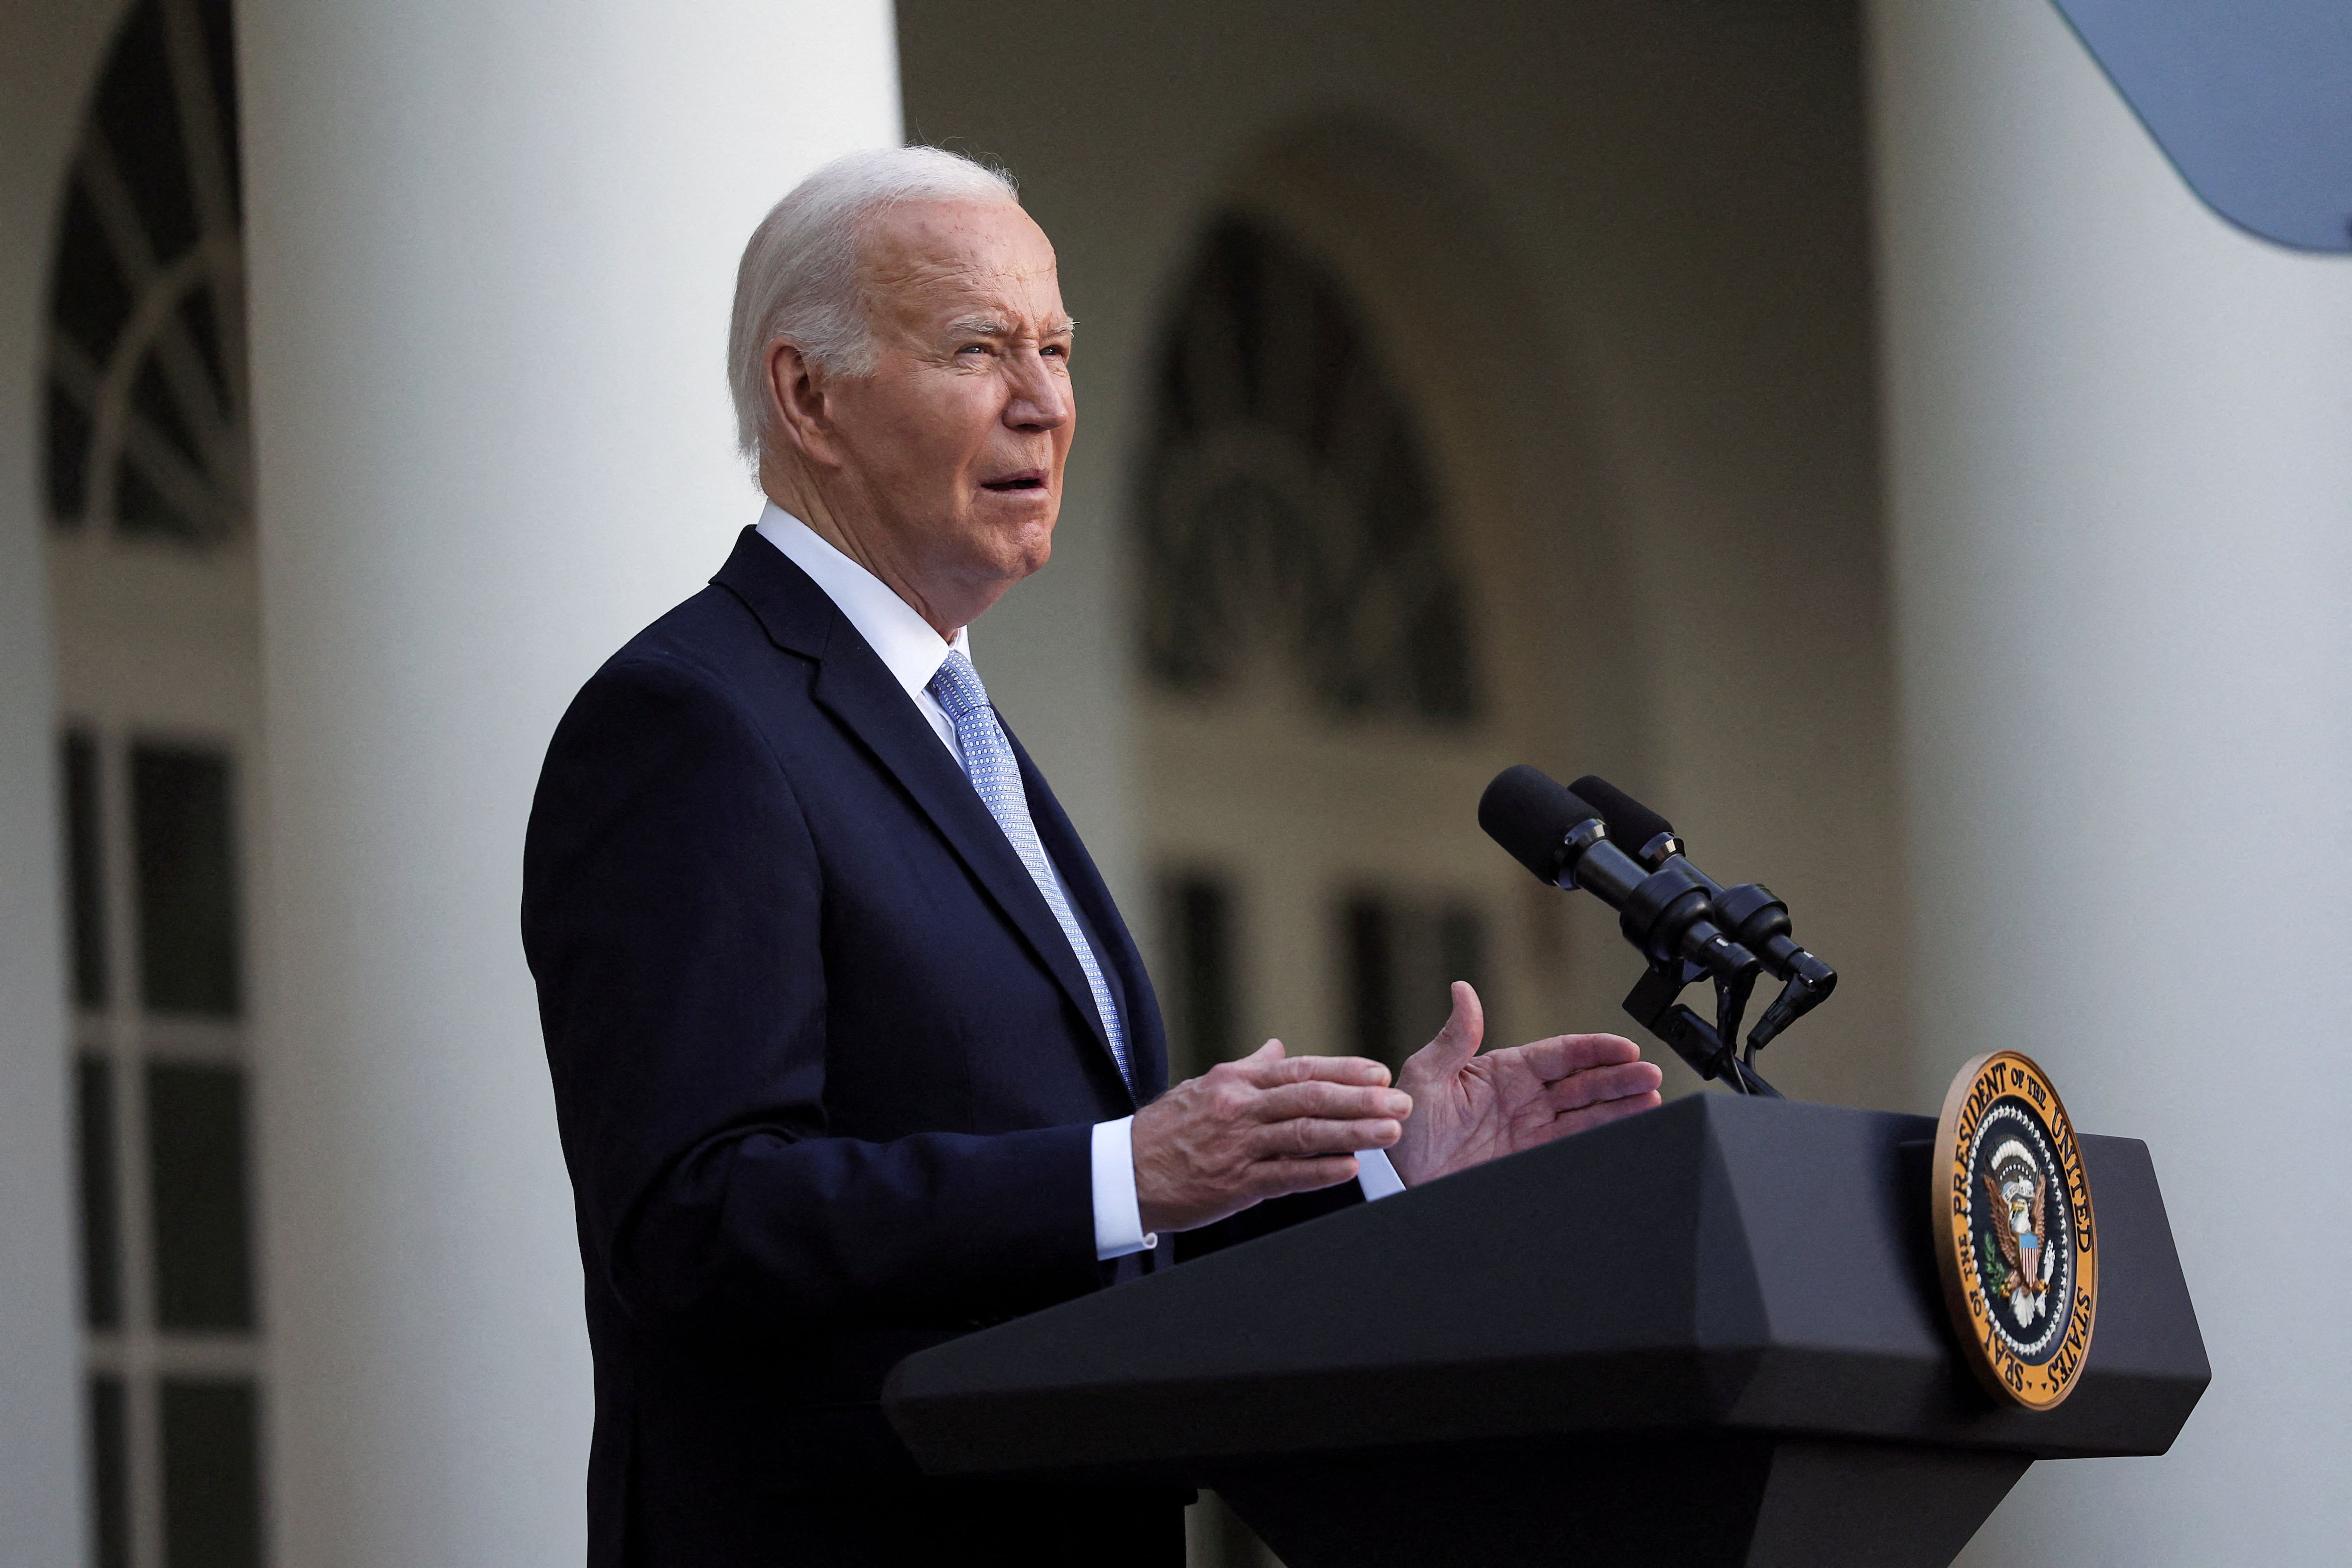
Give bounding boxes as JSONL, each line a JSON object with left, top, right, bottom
{"left": 1569, "top": 774, "right": 1675, "bottom": 850}
{"left": 1480, "top": 765, "right": 1601, "bottom": 884}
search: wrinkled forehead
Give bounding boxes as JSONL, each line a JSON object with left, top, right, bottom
{"left": 860, "top": 199, "right": 1066, "bottom": 327}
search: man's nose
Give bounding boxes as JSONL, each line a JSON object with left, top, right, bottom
{"left": 1003, "top": 352, "right": 1072, "bottom": 431}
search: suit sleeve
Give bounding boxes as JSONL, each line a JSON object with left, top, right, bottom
{"left": 522, "top": 652, "right": 1100, "bottom": 1336}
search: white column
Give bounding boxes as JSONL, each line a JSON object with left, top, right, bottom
{"left": 234, "top": 4, "right": 899, "bottom": 1560}
{"left": 1869, "top": 2, "right": 2352, "bottom": 1562}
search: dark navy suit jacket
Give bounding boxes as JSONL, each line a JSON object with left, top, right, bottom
{"left": 523, "top": 530, "right": 1350, "bottom": 1565}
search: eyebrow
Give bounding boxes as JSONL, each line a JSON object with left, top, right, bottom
{"left": 945, "top": 315, "right": 1078, "bottom": 338}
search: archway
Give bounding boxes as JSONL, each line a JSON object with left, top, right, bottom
{"left": 1133, "top": 119, "right": 1649, "bottom": 1086}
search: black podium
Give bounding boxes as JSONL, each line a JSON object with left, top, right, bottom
{"left": 883, "top": 1095, "right": 2207, "bottom": 1567}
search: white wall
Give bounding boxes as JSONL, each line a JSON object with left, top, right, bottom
{"left": 231, "top": 2, "right": 900, "bottom": 1560}
{"left": 1869, "top": 1, "right": 2352, "bottom": 1561}
{"left": 0, "top": 3, "right": 137, "bottom": 1560}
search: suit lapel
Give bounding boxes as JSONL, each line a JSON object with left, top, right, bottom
{"left": 712, "top": 530, "right": 1135, "bottom": 1104}
{"left": 1007, "top": 725, "right": 1170, "bottom": 1100}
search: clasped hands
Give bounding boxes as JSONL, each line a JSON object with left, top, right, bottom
{"left": 1131, "top": 982, "right": 1664, "bottom": 1235}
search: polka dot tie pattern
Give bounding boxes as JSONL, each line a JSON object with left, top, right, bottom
{"left": 928, "top": 650, "right": 1133, "bottom": 1091}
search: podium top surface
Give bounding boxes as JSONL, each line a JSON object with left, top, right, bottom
{"left": 884, "top": 1095, "right": 2208, "bottom": 1480}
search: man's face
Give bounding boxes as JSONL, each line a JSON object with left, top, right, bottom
{"left": 810, "top": 199, "right": 1074, "bottom": 623}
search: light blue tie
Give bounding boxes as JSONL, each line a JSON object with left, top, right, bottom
{"left": 928, "top": 651, "right": 1132, "bottom": 1090}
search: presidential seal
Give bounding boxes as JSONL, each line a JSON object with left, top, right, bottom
{"left": 1932, "top": 1051, "right": 2098, "bottom": 1410}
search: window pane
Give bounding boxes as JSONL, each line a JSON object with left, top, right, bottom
{"left": 161, "top": 1378, "right": 261, "bottom": 1568}
{"left": 1138, "top": 213, "right": 1480, "bottom": 725}
{"left": 62, "top": 730, "right": 108, "bottom": 1009}
{"left": 1160, "top": 872, "right": 1240, "bottom": 1079}
{"left": 47, "top": 371, "right": 95, "bottom": 528}
{"left": 147, "top": 1064, "right": 253, "bottom": 1331}
{"left": 132, "top": 745, "right": 241, "bottom": 1017}
{"left": 88, "top": 1374, "right": 129, "bottom": 1568}
{"left": 1341, "top": 893, "right": 1397, "bottom": 1069}
{"left": 1436, "top": 903, "right": 1488, "bottom": 1037}
{"left": 1338, "top": 892, "right": 1490, "bottom": 1070}
{"left": 77, "top": 1053, "right": 123, "bottom": 1329}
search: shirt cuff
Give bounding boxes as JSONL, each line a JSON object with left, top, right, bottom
{"left": 1091, "top": 1116, "right": 1157, "bottom": 1259}
{"left": 1356, "top": 1146, "right": 1407, "bottom": 1201}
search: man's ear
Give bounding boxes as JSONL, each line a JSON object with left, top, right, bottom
{"left": 764, "top": 338, "right": 841, "bottom": 468}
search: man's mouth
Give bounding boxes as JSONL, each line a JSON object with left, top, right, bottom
{"left": 981, "top": 469, "right": 1049, "bottom": 493}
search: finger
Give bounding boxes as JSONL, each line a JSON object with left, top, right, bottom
{"left": 1401, "top": 981, "right": 1484, "bottom": 1085}
{"left": 1245, "top": 1154, "right": 1362, "bottom": 1199}
{"left": 1554, "top": 1088, "right": 1663, "bottom": 1133}
{"left": 1251, "top": 1081, "right": 1413, "bottom": 1123}
{"left": 1505, "top": 1032, "right": 1645, "bottom": 1082}
{"left": 1543, "top": 1060, "right": 1665, "bottom": 1112}
{"left": 1508, "top": 1087, "right": 1662, "bottom": 1154}
{"left": 1251, "top": 1115, "right": 1404, "bottom": 1159}
{"left": 1240, "top": 1052, "right": 1393, "bottom": 1089}
{"left": 1197, "top": 1040, "right": 1284, "bottom": 1087}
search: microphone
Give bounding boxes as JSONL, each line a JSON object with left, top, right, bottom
{"left": 1478, "top": 766, "right": 1759, "bottom": 995}
{"left": 1480, "top": 765, "right": 1769, "bottom": 1093}
{"left": 1568, "top": 774, "right": 1837, "bottom": 1051}
{"left": 1565, "top": 773, "right": 1682, "bottom": 870}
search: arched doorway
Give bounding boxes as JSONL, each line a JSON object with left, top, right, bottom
{"left": 44, "top": 1, "right": 266, "bottom": 1563}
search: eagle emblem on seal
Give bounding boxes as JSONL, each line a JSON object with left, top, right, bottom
{"left": 1934, "top": 1051, "right": 2098, "bottom": 1409}
{"left": 1978, "top": 1139, "right": 2058, "bottom": 1327}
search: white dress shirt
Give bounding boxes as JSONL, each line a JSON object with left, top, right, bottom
{"left": 753, "top": 503, "right": 1402, "bottom": 1261}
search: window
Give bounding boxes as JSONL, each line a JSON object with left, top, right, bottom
{"left": 146, "top": 1062, "right": 254, "bottom": 1332}
{"left": 45, "top": 0, "right": 246, "bottom": 545}
{"left": 1339, "top": 890, "right": 1489, "bottom": 1073}
{"left": 89, "top": 1375, "right": 131, "bottom": 1568}
{"left": 1138, "top": 213, "right": 1479, "bottom": 726}
{"left": 1158, "top": 871, "right": 1242, "bottom": 1080}
{"left": 64, "top": 734, "right": 262, "bottom": 1568}
{"left": 77, "top": 1053, "right": 124, "bottom": 1331}
{"left": 161, "top": 1380, "right": 263, "bottom": 1568}
{"left": 132, "top": 747, "right": 242, "bottom": 1019}
{"left": 50, "top": 4, "right": 262, "bottom": 1561}
{"left": 65, "top": 730, "right": 110, "bottom": 1007}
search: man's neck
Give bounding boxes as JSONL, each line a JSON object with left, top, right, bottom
{"left": 760, "top": 481, "right": 964, "bottom": 640}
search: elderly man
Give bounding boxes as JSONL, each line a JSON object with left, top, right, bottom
{"left": 522, "top": 146, "right": 1661, "bottom": 1568}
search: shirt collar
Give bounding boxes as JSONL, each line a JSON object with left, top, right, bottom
{"left": 754, "top": 501, "right": 969, "bottom": 703}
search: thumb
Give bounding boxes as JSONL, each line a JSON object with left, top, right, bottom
{"left": 1244, "top": 1038, "right": 1285, "bottom": 1062}
{"left": 1404, "top": 982, "right": 1483, "bottom": 1085}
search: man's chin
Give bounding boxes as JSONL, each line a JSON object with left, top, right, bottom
{"left": 970, "top": 505, "right": 1057, "bottom": 578}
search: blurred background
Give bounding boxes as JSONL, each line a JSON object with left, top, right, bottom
{"left": 0, "top": 0, "right": 2344, "bottom": 1564}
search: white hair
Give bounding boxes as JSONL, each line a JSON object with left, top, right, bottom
{"left": 728, "top": 145, "right": 1021, "bottom": 461}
